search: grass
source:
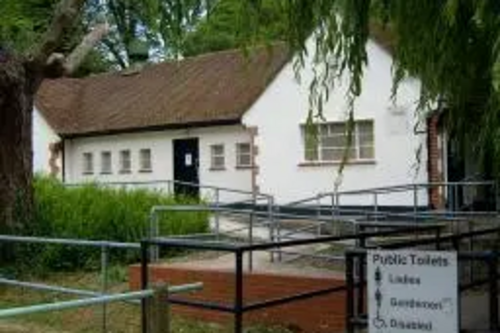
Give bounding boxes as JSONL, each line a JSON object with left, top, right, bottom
{"left": 0, "top": 268, "right": 293, "bottom": 333}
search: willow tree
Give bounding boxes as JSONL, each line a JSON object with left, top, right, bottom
{"left": 238, "top": 0, "right": 500, "bottom": 178}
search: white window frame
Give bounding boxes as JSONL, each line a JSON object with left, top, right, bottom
{"left": 139, "top": 149, "right": 152, "bottom": 172}
{"left": 210, "top": 144, "right": 225, "bottom": 170}
{"left": 236, "top": 143, "right": 252, "bottom": 168}
{"left": 119, "top": 150, "right": 132, "bottom": 174}
{"left": 82, "top": 152, "right": 94, "bottom": 175}
{"left": 303, "top": 120, "right": 375, "bottom": 163}
{"left": 100, "top": 151, "right": 112, "bottom": 174}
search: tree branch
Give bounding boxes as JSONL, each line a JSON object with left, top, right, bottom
{"left": 33, "top": 0, "right": 86, "bottom": 66}
{"left": 43, "top": 23, "right": 109, "bottom": 78}
{"left": 63, "top": 22, "right": 110, "bottom": 75}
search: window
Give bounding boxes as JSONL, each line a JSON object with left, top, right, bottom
{"left": 82, "top": 152, "right": 94, "bottom": 174}
{"left": 139, "top": 149, "right": 152, "bottom": 172}
{"left": 210, "top": 144, "right": 225, "bottom": 170}
{"left": 303, "top": 120, "right": 374, "bottom": 162}
{"left": 236, "top": 143, "right": 252, "bottom": 168}
{"left": 119, "top": 150, "right": 131, "bottom": 173}
{"left": 100, "top": 151, "right": 112, "bottom": 174}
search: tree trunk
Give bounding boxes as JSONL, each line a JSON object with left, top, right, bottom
{"left": 0, "top": 56, "right": 37, "bottom": 231}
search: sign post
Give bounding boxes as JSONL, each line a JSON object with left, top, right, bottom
{"left": 367, "top": 250, "right": 458, "bottom": 333}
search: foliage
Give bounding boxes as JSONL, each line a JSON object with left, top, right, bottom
{"left": 11, "top": 176, "right": 208, "bottom": 271}
{"left": 181, "top": 0, "right": 287, "bottom": 57}
{"left": 237, "top": 0, "right": 500, "bottom": 177}
{"left": 0, "top": 0, "right": 112, "bottom": 75}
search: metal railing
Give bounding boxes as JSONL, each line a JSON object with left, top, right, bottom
{"left": 0, "top": 282, "right": 202, "bottom": 318}
{"left": 0, "top": 235, "right": 140, "bottom": 332}
{"left": 0, "top": 282, "right": 202, "bottom": 333}
{"left": 65, "top": 179, "right": 273, "bottom": 206}
{"left": 284, "top": 181, "right": 498, "bottom": 222}
{"left": 140, "top": 224, "right": 444, "bottom": 333}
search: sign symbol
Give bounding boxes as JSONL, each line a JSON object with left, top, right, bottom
{"left": 373, "top": 317, "right": 387, "bottom": 329}
{"left": 375, "top": 266, "right": 383, "bottom": 285}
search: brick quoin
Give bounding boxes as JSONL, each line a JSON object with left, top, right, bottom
{"left": 427, "top": 114, "right": 444, "bottom": 209}
{"left": 129, "top": 265, "right": 347, "bottom": 332}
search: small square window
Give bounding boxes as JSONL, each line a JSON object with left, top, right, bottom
{"left": 119, "top": 150, "right": 131, "bottom": 173}
{"left": 100, "top": 151, "right": 112, "bottom": 174}
{"left": 82, "top": 152, "right": 94, "bottom": 175}
{"left": 236, "top": 143, "right": 252, "bottom": 168}
{"left": 210, "top": 144, "right": 225, "bottom": 170}
{"left": 139, "top": 149, "right": 152, "bottom": 172}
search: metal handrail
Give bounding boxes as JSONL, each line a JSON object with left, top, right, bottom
{"left": 0, "top": 283, "right": 203, "bottom": 319}
{"left": 284, "top": 181, "right": 497, "bottom": 206}
{"left": 0, "top": 235, "right": 140, "bottom": 249}
{"left": 65, "top": 179, "right": 272, "bottom": 200}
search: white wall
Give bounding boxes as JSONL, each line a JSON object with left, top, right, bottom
{"left": 243, "top": 40, "right": 429, "bottom": 206}
{"left": 33, "top": 108, "right": 60, "bottom": 176}
{"left": 64, "top": 125, "right": 253, "bottom": 202}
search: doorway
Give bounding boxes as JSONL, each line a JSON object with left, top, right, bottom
{"left": 173, "top": 138, "right": 200, "bottom": 199}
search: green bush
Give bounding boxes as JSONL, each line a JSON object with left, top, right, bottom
{"left": 14, "top": 176, "right": 209, "bottom": 271}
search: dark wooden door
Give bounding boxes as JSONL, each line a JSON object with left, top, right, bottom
{"left": 173, "top": 138, "right": 199, "bottom": 199}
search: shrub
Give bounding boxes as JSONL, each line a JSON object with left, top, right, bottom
{"left": 14, "top": 176, "right": 209, "bottom": 271}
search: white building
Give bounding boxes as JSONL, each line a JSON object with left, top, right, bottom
{"left": 34, "top": 39, "right": 441, "bottom": 208}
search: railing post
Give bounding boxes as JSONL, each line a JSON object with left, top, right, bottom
{"left": 435, "top": 227, "right": 441, "bottom": 251}
{"left": 413, "top": 184, "right": 418, "bottom": 223}
{"left": 453, "top": 184, "right": 459, "bottom": 216}
{"left": 234, "top": 250, "right": 244, "bottom": 333}
{"left": 345, "top": 253, "right": 355, "bottom": 333}
{"left": 468, "top": 221, "right": 474, "bottom": 285}
{"left": 357, "top": 237, "right": 366, "bottom": 317}
{"left": 215, "top": 189, "right": 220, "bottom": 241}
{"left": 489, "top": 253, "right": 499, "bottom": 331}
{"left": 268, "top": 197, "right": 275, "bottom": 263}
{"left": 147, "top": 283, "right": 170, "bottom": 333}
{"left": 248, "top": 210, "right": 254, "bottom": 272}
{"left": 141, "top": 241, "right": 150, "bottom": 333}
{"left": 100, "top": 245, "right": 109, "bottom": 333}
{"left": 316, "top": 194, "right": 322, "bottom": 224}
{"left": 149, "top": 211, "right": 159, "bottom": 262}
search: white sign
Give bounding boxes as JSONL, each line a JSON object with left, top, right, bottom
{"left": 367, "top": 250, "right": 458, "bottom": 333}
{"left": 185, "top": 154, "right": 192, "bottom": 166}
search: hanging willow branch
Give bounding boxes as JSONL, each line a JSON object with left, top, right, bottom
{"left": 238, "top": 0, "right": 500, "bottom": 179}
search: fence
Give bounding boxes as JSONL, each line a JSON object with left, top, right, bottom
{"left": 65, "top": 179, "right": 273, "bottom": 207}
{"left": 0, "top": 283, "right": 202, "bottom": 333}
{"left": 0, "top": 235, "right": 140, "bottom": 332}
{"left": 140, "top": 224, "right": 443, "bottom": 333}
{"left": 283, "top": 181, "right": 498, "bottom": 223}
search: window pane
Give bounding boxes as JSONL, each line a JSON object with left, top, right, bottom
{"left": 83, "top": 153, "right": 93, "bottom": 174}
{"left": 237, "top": 143, "right": 251, "bottom": 154}
{"left": 321, "top": 148, "right": 343, "bottom": 161}
{"left": 328, "top": 123, "right": 344, "bottom": 135}
{"left": 305, "top": 148, "right": 318, "bottom": 161}
{"left": 211, "top": 145, "right": 225, "bottom": 169}
{"left": 358, "top": 121, "right": 373, "bottom": 135}
{"left": 238, "top": 154, "right": 251, "bottom": 167}
{"left": 213, "top": 156, "right": 224, "bottom": 168}
{"left": 140, "top": 149, "right": 152, "bottom": 171}
{"left": 120, "top": 150, "right": 131, "bottom": 172}
{"left": 359, "top": 146, "right": 374, "bottom": 159}
{"left": 236, "top": 143, "right": 251, "bottom": 167}
{"left": 211, "top": 145, "right": 224, "bottom": 156}
{"left": 101, "top": 152, "right": 112, "bottom": 174}
{"left": 358, "top": 133, "right": 373, "bottom": 146}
